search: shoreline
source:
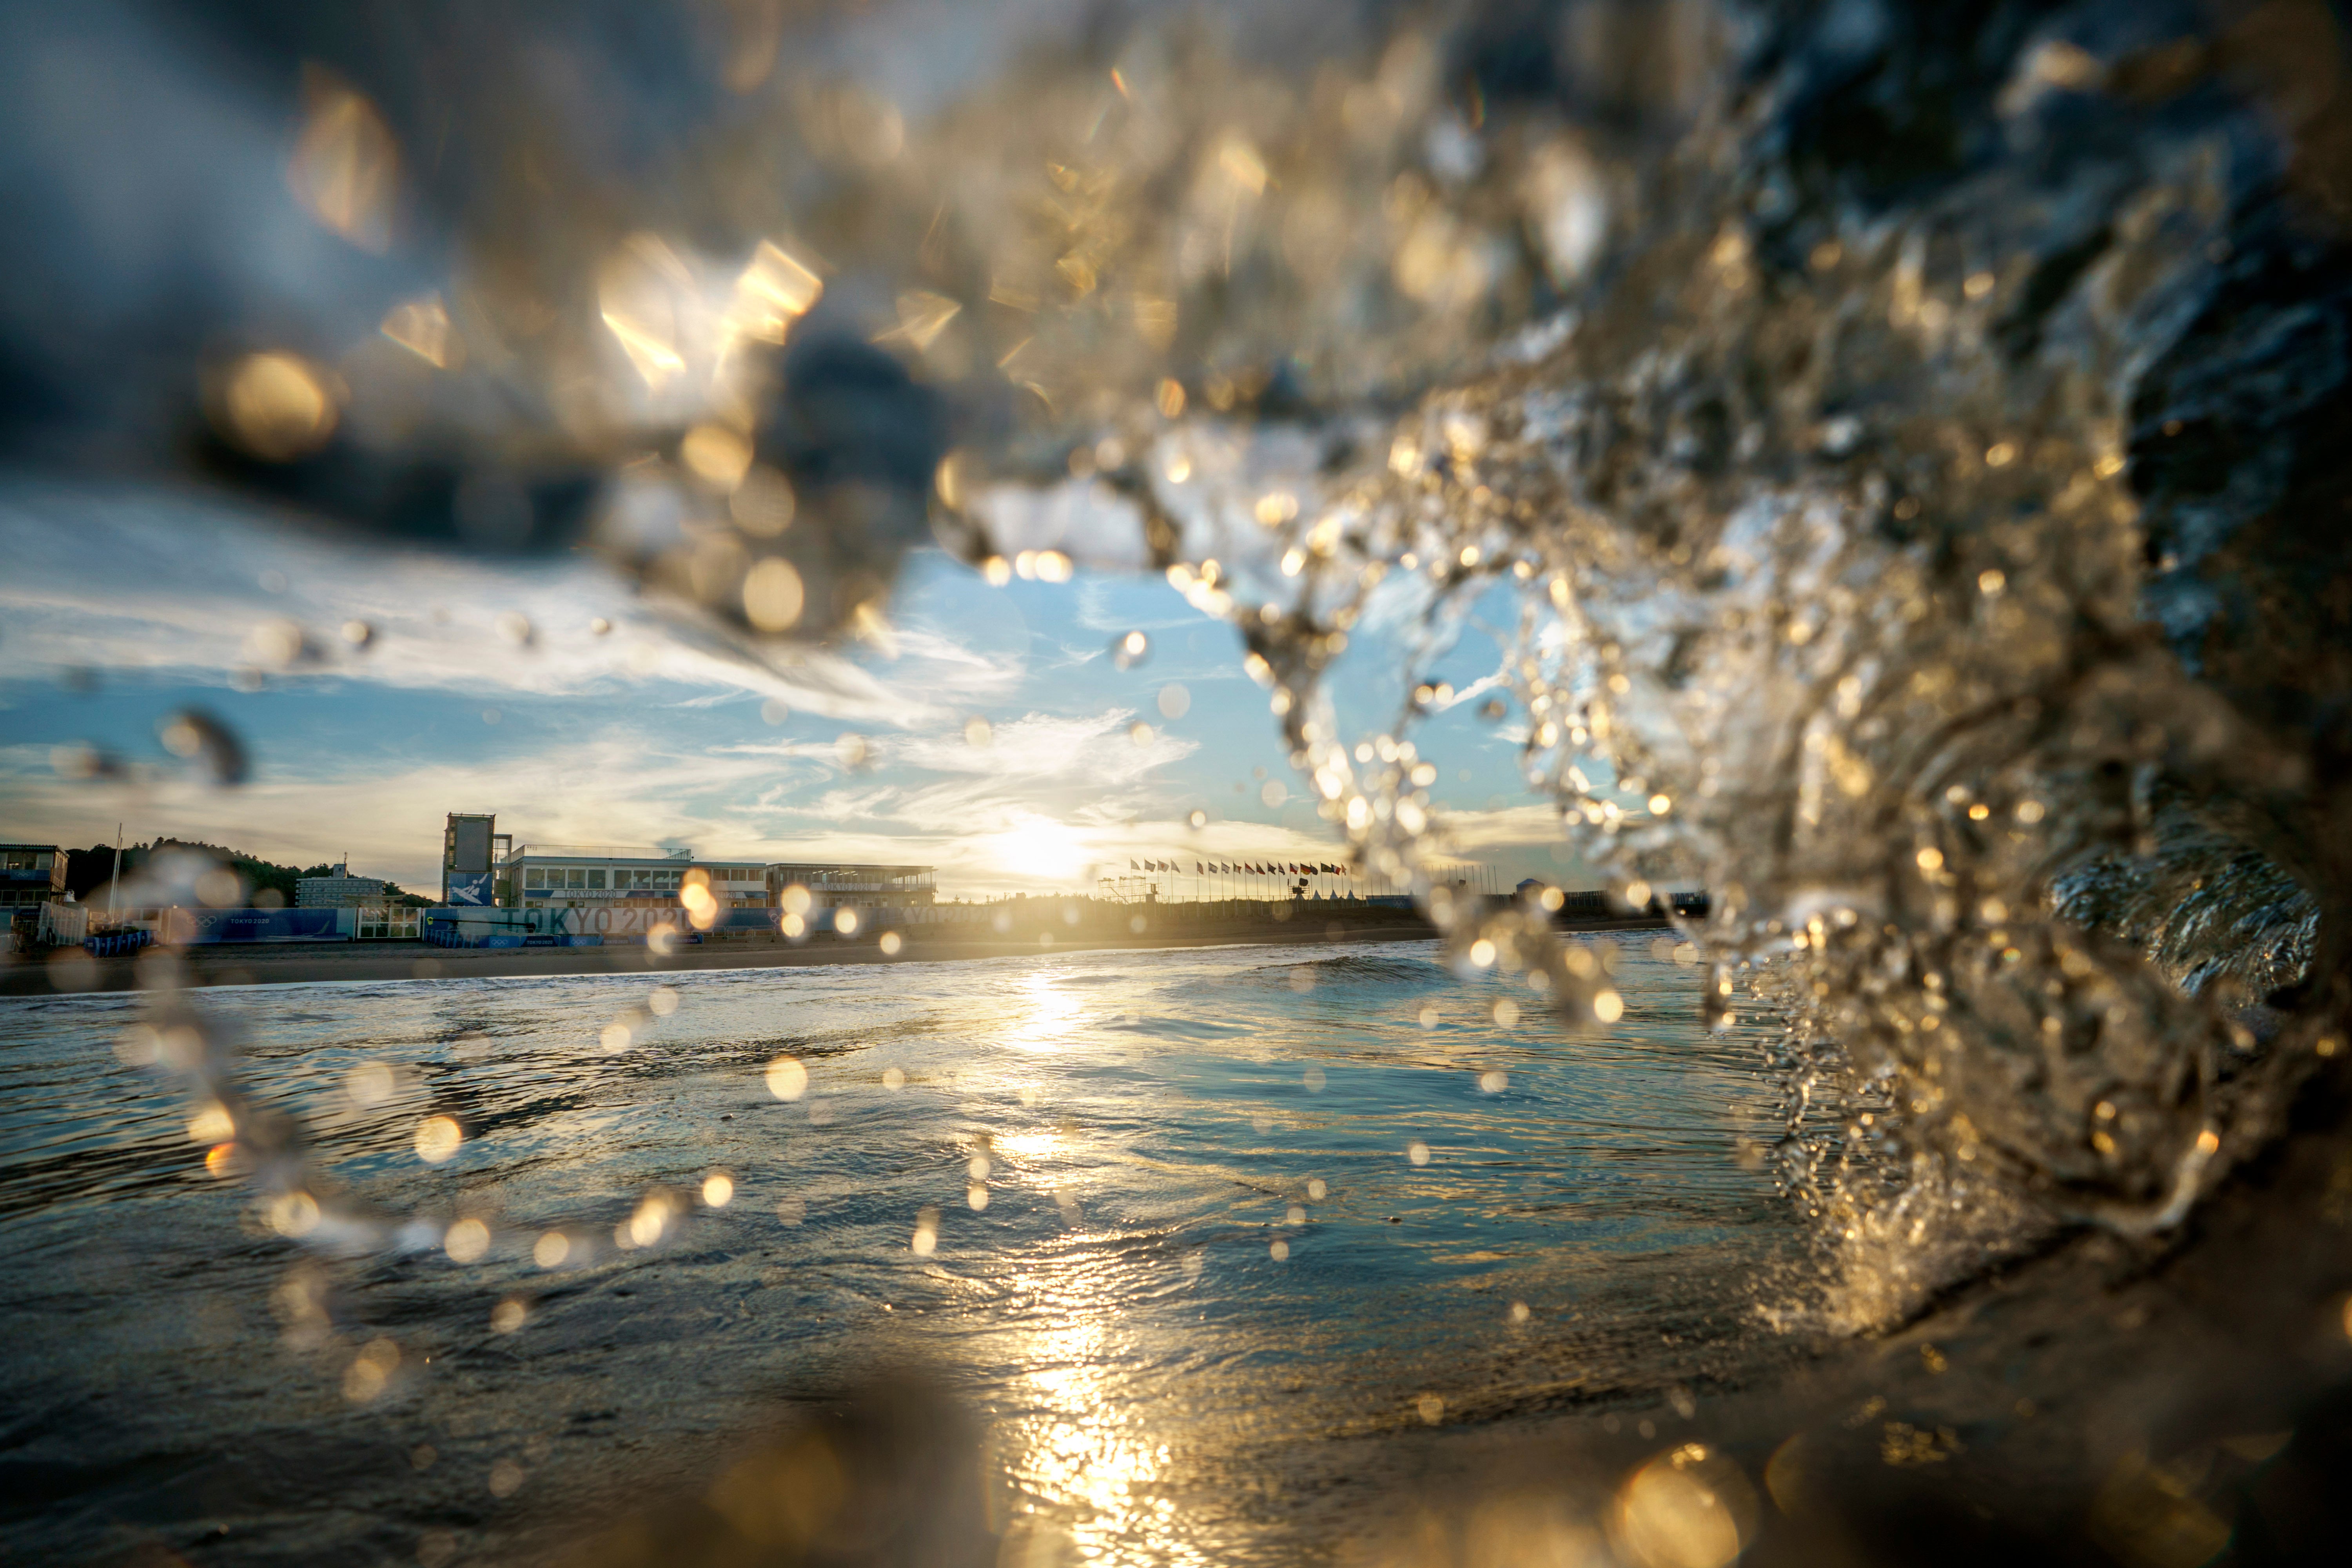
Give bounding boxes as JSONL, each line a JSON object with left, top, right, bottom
{"left": 2, "top": 914, "right": 1675, "bottom": 996}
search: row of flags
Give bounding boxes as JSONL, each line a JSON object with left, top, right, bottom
{"left": 1128, "top": 860, "right": 1351, "bottom": 875}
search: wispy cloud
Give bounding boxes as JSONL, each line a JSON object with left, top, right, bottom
{"left": 888, "top": 708, "right": 1188, "bottom": 780}
{"left": 0, "top": 483, "right": 1011, "bottom": 724}
{"left": 1071, "top": 575, "right": 1207, "bottom": 636}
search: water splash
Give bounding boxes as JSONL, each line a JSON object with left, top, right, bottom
{"left": 907, "top": 1, "right": 2352, "bottom": 1319}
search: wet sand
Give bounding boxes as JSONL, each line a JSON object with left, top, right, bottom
{"left": 2, "top": 912, "right": 1674, "bottom": 995}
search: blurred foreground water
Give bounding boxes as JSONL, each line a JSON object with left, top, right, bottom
{"left": 0, "top": 938, "right": 1797, "bottom": 1565}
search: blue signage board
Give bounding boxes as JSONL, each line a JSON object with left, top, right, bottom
{"left": 179, "top": 909, "right": 347, "bottom": 944}
{"left": 446, "top": 872, "right": 494, "bottom": 906}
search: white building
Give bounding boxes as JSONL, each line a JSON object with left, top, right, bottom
{"left": 765, "top": 862, "right": 936, "bottom": 911}
{"left": 503, "top": 845, "right": 766, "bottom": 911}
{"left": 1, "top": 844, "right": 64, "bottom": 913}
{"left": 497, "top": 844, "right": 933, "bottom": 914}
{"left": 297, "top": 862, "right": 387, "bottom": 907}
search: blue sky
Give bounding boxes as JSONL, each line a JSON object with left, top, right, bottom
{"left": 0, "top": 479, "right": 1581, "bottom": 898}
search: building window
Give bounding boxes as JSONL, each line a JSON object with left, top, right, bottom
{"left": 566, "top": 867, "right": 584, "bottom": 889}
{"left": 588, "top": 869, "right": 607, "bottom": 889}
{"left": 526, "top": 867, "right": 545, "bottom": 889}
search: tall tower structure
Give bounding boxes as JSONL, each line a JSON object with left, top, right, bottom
{"left": 442, "top": 813, "right": 499, "bottom": 906}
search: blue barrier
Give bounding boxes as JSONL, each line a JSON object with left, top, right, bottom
{"left": 176, "top": 908, "right": 351, "bottom": 944}
{"left": 416, "top": 906, "right": 896, "bottom": 947}
{"left": 83, "top": 928, "right": 154, "bottom": 958}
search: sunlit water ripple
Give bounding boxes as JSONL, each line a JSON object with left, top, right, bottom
{"left": 0, "top": 938, "right": 1802, "bottom": 1564}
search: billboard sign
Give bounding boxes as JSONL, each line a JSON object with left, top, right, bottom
{"left": 450, "top": 817, "right": 492, "bottom": 873}
{"left": 444, "top": 812, "right": 498, "bottom": 905}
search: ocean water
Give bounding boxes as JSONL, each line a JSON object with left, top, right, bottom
{"left": 0, "top": 937, "right": 1800, "bottom": 1565}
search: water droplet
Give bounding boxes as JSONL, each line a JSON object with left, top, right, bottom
{"left": 1610, "top": 1445, "right": 1757, "bottom": 1568}
{"left": 215, "top": 352, "right": 339, "bottom": 461}
{"left": 156, "top": 710, "right": 249, "bottom": 786}
{"left": 444, "top": 1217, "right": 491, "bottom": 1262}
{"left": 415, "top": 1115, "right": 463, "bottom": 1164}
{"left": 743, "top": 558, "right": 806, "bottom": 631}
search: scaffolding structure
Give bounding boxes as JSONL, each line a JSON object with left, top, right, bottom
{"left": 1094, "top": 858, "right": 1505, "bottom": 904}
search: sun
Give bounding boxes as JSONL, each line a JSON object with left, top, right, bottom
{"left": 985, "top": 815, "right": 1093, "bottom": 886}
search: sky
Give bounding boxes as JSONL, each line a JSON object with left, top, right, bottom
{"left": 0, "top": 477, "right": 1586, "bottom": 900}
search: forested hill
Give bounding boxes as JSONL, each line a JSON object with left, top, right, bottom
{"left": 60, "top": 841, "right": 428, "bottom": 906}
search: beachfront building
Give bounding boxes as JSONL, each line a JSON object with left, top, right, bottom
{"left": 1, "top": 844, "right": 65, "bottom": 913}
{"left": 493, "top": 844, "right": 935, "bottom": 916}
{"left": 766, "top": 862, "right": 936, "bottom": 913}
{"left": 297, "top": 862, "right": 387, "bottom": 907}
{"left": 499, "top": 845, "right": 757, "bottom": 912}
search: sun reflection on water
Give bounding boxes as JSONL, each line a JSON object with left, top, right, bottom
{"left": 1013, "top": 972, "right": 1086, "bottom": 1053}
{"left": 999, "top": 1274, "right": 1211, "bottom": 1566}
{"left": 994, "top": 1130, "right": 1065, "bottom": 1161}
